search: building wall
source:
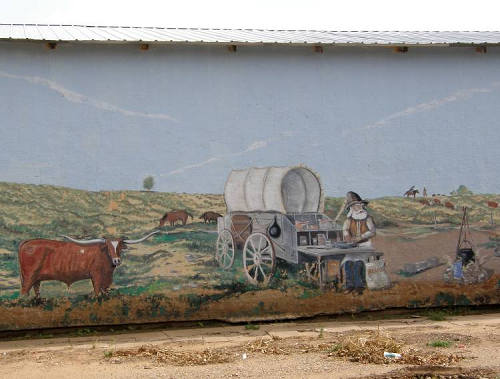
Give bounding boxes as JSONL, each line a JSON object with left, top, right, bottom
{"left": 0, "top": 41, "right": 499, "bottom": 330}
{"left": 1, "top": 42, "right": 499, "bottom": 195}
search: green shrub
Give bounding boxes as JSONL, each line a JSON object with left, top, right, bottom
{"left": 427, "top": 340, "right": 452, "bottom": 348}
{"left": 425, "top": 310, "right": 448, "bottom": 321}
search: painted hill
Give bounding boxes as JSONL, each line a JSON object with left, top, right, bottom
{"left": 327, "top": 194, "right": 499, "bottom": 227}
{"left": 0, "top": 182, "right": 225, "bottom": 245}
{"left": 0, "top": 182, "right": 498, "bottom": 252}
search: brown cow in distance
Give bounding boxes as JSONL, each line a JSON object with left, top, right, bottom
{"left": 444, "top": 201, "right": 455, "bottom": 210}
{"left": 433, "top": 198, "right": 442, "bottom": 206}
{"left": 418, "top": 199, "right": 430, "bottom": 206}
{"left": 159, "top": 210, "right": 193, "bottom": 227}
{"left": 487, "top": 201, "right": 498, "bottom": 208}
{"left": 18, "top": 231, "right": 159, "bottom": 298}
{"left": 200, "top": 211, "right": 223, "bottom": 223}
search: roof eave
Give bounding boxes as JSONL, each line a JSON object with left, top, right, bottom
{"left": 1, "top": 38, "right": 495, "bottom": 47}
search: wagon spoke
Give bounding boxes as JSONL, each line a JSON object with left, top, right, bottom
{"left": 261, "top": 246, "right": 271, "bottom": 254}
{"left": 261, "top": 256, "right": 273, "bottom": 262}
{"left": 258, "top": 265, "right": 267, "bottom": 278}
{"left": 249, "top": 239, "right": 256, "bottom": 253}
{"left": 252, "top": 266, "right": 258, "bottom": 277}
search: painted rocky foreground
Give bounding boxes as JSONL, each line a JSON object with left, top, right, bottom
{"left": 1, "top": 276, "right": 499, "bottom": 330}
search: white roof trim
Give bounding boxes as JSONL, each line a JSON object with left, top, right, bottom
{"left": 1, "top": 24, "right": 499, "bottom": 46}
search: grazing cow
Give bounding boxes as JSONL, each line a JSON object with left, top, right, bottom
{"left": 487, "top": 201, "right": 498, "bottom": 209}
{"left": 200, "top": 211, "right": 223, "bottom": 223}
{"left": 18, "top": 231, "right": 159, "bottom": 297}
{"left": 418, "top": 199, "right": 430, "bottom": 206}
{"left": 433, "top": 198, "right": 442, "bottom": 206}
{"left": 444, "top": 201, "right": 455, "bottom": 210}
{"left": 159, "top": 210, "right": 193, "bottom": 227}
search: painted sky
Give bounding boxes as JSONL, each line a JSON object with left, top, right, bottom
{"left": 0, "top": 44, "right": 499, "bottom": 198}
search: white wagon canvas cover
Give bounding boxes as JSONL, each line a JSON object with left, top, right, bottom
{"left": 224, "top": 166, "right": 324, "bottom": 214}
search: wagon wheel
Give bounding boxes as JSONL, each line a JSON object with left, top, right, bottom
{"left": 215, "top": 229, "right": 235, "bottom": 269}
{"left": 243, "top": 233, "right": 276, "bottom": 285}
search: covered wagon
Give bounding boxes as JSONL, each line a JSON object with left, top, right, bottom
{"left": 215, "top": 166, "right": 390, "bottom": 290}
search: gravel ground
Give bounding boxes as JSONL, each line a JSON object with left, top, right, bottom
{"left": 0, "top": 312, "right": 499, "bottom": 378}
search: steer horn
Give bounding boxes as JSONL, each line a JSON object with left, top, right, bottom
{"left": 123, "top": 230, "right": 160, "bottom": 244}
{"left": 62, "top": 235, "right": 106, "bottom": 244}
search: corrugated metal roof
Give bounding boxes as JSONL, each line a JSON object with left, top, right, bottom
{"left": 0, "top": 24, "right": 499, "bottom": 45}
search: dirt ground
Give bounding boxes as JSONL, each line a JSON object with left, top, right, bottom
{"left": 0, "top": 310, "right": 499, "bottom": 379}
{"left": 375, "top": 224, "right": 500, "bottom": 282}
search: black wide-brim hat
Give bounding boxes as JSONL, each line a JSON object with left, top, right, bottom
{"left": 345, "top": 191, "right": 369, "bottom": 209}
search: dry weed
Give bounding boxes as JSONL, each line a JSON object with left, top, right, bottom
{"left": 326, "top": 331, "right": 464, "bottom": 366}
{"left": 244, "top": 336, "right": 317, "bottom": 355}
{"left": 113, "top": 345, "right": 235, "bottom": 366}
{"left": 109, "top": 331, "right": 465, "bottom": 367}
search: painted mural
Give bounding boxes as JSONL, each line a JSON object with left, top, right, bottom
{"left": 1, "top": 43, "right": 500, "bottom": 330}
{"left": 0, "top": 164, "right": 499, "bottom": 331}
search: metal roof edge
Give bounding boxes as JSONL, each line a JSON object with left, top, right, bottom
{"left": 0, "top": 25, "right": 499, "bottom": 46}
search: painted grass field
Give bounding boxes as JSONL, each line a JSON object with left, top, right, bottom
{"left": 0, "top": 182, "right": 499, "bottom": 330}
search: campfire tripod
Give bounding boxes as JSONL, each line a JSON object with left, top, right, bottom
{"left": 456, "top": 206, "right": 475, "bottom": 265}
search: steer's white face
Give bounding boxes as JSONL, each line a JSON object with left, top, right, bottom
{"left": 106, "top": 240, "right": 122, "bottom": 266}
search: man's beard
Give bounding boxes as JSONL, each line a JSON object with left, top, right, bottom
{"left": 347, "top": 208, "right": 368, "bottom": 220}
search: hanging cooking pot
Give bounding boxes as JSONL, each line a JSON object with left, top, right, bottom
{"left": 457, "top": 247, "right": 475, "bottom": 266}
{"left": 268, "top": 216, "right": 281, "bottom": 238}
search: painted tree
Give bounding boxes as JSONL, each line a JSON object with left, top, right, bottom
{"left": 143, "top": 176, "right": 154, "bottom": 191}
{"left": 451, "top": 185, "right": 473, "bottom": 196}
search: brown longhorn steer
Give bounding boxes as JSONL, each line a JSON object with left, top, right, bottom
{"left": 200, "top": 211, "right": 223, "bottom": 223}
{"left": 18, "top": 231, "right": 159, "bottom": 298}
{"left": 159, "top": 210, "right": 193, "bottom": 227}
